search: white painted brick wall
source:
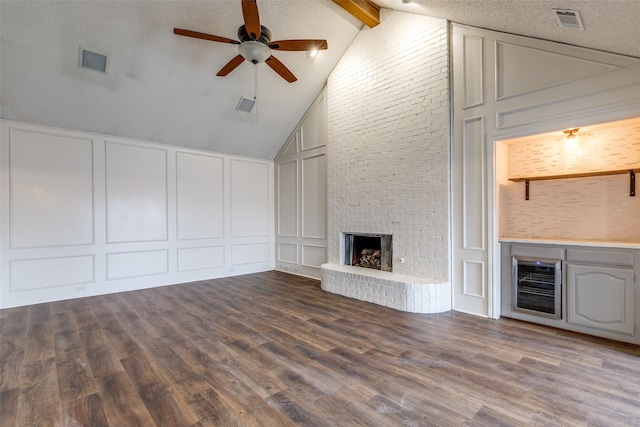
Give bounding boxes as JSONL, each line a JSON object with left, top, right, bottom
{"left": 326, "top": 10, "right": 450, "bottom": 281}
{"left": 321, "top": 264, "right": 451, "bottom": 314}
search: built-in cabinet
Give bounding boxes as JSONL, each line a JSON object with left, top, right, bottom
{"left": 566, "top": 250, "right": 635, "bottom": 335}
{"left": 501, "top": 241, "right": 639, "bottom": 344}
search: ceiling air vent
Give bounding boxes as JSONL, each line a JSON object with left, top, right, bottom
{"left": 236, "top": 97, "right": 256, "bottom": 113}
{"left": 79, "top": 48, "right": 108, "bottom": 73}
{"left": 553, "top": 9, "right": 585, "bottom": 30}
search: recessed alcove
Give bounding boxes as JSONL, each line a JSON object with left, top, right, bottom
{"left": 497, "top": 116, "right": 640, "bottom": 243}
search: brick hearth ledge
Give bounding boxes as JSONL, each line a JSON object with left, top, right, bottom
{"left": 321, "top": 264, "right": 451, "bottom": 314}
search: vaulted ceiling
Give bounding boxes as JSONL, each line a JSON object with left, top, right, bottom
{"left": 1, "top": 0, "right": 638, "bottom": 159}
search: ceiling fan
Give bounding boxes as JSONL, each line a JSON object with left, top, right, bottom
{"left": 174, "top": 0, "right": 328, "bottom": 83}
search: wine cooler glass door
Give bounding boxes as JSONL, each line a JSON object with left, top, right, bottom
{"left": 512, "top": 256, "right": 562, "bottom": 319}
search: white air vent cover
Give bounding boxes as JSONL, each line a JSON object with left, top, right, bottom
{"left": 553, "top": 9, "right": 585, "bottom": 30}
{"left": 236, "top": 97, "right": 256, "bottom": 113}
{"left": 79, "top": 48, "right": 108, "bottom": 73}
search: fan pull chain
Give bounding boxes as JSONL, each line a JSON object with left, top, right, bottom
{"left": 254, "top": 63, "right": 258, "bottom": 101}
{"left": 254, "top": 64, "right": 259, "bottom": 123}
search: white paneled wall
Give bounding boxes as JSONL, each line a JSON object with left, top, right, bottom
{"left": 10, "top": 128, "right": 94, "bottom": 248}
{"left": 106, "top": 142, "right": 168, "bottom": 243}
{"left": 451, "top": 24, "right": 640, "bottom": 318}
{"left": 176, "top": 152, "right": 224, "bottom": 240}
{"left": 0, "top": 120, "right": 275, "bottom": 308}
{"left": 274, "top": 90, "right": 327, "bottom": 279}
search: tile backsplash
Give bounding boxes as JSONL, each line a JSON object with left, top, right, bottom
{"left": 503, "top": 117, "right": 640, "bottom": 242}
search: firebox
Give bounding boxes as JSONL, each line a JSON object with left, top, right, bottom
{"left": 343, "top": 233, "right": 392, "bottom": 272}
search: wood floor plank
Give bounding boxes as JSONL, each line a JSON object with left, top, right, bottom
{"left": 15, "top": 357, "right": 61, "bottom": 427}
{"left": 0, "top": 388, "right": 20, "bottom": 427}
{"left": 1, "top": 271, "right": 640, "bottom": 426}
{"left": 120, "top": 353, "right": 199, "bottom": 427}
{"left": 0, "top": 311, "right": 27, "bottom": 393}
{"left": 61, "top": 392, "right": 109, "bottom": 427}
{"left": 52, "top": 311, "right": 97, "bottom": 404}
{"left": 96, "top": 371, "right": 157, "bottom": 427}
{"left": 21, "top": 305, "right": 54, "bottom": 365}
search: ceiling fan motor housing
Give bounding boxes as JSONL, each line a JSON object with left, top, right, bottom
{"left": 237, "top": 25, "right": 272, "bottom": 64}
{"left": 238, "top": 25, "right": 272, "bottom": 44}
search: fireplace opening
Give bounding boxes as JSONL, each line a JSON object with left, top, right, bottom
{"left": 343, "top": 233, "right": 392, "bottom": 272}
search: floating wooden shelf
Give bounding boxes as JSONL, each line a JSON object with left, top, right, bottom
{"left": 509, "top": 168, "right": 638, "bottom": 200}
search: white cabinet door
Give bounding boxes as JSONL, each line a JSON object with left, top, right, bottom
{"left": 567, "top": 264, "right": 635, "bottom": 335}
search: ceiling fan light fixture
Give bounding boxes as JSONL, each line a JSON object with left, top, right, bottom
{"left": 238, "top": 41, "right": 271, "bottom": 64}
{"left": 564, "top": 128, "right": 579, "bottom": 139}
{"left": 306, "top": 48, "right": 319, "bottom": 58}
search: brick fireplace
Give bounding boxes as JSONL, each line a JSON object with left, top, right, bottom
{"left": 321, "top": 11, "right": 451, "bottom": 314}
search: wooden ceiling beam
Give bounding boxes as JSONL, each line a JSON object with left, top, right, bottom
{"left": 332, "top": 0, "right": 380, "bottom": 28}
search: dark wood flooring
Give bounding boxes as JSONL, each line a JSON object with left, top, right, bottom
{"left": 1, "top": 271, "right": 639, "bottom": 426}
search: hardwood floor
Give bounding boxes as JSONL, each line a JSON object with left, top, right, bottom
{"left": 1, "top": 271, "right": 639, "bottom": 426}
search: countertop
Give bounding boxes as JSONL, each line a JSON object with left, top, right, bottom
{"left": 499, "top": 237, "right": 640, "bottom": 249}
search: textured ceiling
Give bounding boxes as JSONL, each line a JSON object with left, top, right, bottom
{"left": 381, "top": 0, "right": 640, "bottom": 58}
{"left": 1, "top": 1, "right": 638, "bottom": 159}
{"left": 0, "top": 0, "right": 362, "bottom": 159}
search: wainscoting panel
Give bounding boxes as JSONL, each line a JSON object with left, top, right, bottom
{"left": 277, "top": 159, "right": 298, "bottom": 237}
{"left": 232, "top": 243, "right": 270, "bottom": 265}
{"left": 176, "top": 152, "right": 224, "bottom": 240}
{"left": 301, "top": 245, "right": 326, "bottom": 269}
{"left": 301, "top": 92, "right": 327, "bottom": 152}
{"left": 495, "top": 41, "right": 620, "bottom": 100}
{"left": 106, "top": 250, "right": 169, "bottom": 280}
{"left": 275, "top": 89, "right": 327, "bottom": 280}
{"left": 10, "top": 255, "right": 94, "bottom": 292}
{"left": 9, "top": 128, "right": 94, "bottom": 248}
{"left": 0, "top": 121, "right": 275, "bottom": 308}
{"left": 301, "top": 153, "right": 326, "bottom": 239}
{"left": 106, "top": 141, "right": 168, "bottom": 243}
{"left": 177, "top": 246, "right": 225, "bottom": 272}
{"left": 277, "top": 242, "right": 298, "bottom": 264}
{"left": 463, "top": 34, "right": 484, "bottom": 108}
{"left": 230, "top": 160, "right": 270, "bottom": 238}
{"left": 461, "top": 117, "right": 486, "bottom": 251}
{"left": 462, "top": 260, "right": 485, "bottom": 298}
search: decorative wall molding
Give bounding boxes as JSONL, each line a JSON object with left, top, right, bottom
{"left": 105, "top": 140, "right": 169, "bottom": 244}
{"left": 9, "top": 128, "right": 95, "bottom": 249}
{"left": 275, "top": 88, "right": 328, "bottom": 279}
{"left": 176, "top": 151, "right": 225, "bottom": 240}
{"left": 0, "top": 120, "right": 274, "bottom": 308}
{"left": 10, "top": 255, "right": 95, "bottom": 292}
{"left": 451, "top": 23, "right": 640, "bottom": 318}
{"left": 106, "top": 250, "right": 169, "bottom": 280}
{"left": 177, "top": 246, "right": 226, "bottom": 272}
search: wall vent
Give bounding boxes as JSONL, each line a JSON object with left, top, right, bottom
{"left": 553, "top": 9, "right": 585, "bottom": 30}
{"left": 236, "top": 97, "right": 256, "bottom": 113}
{"left": 79, "top": 48, "right": 108, "bottom": 73}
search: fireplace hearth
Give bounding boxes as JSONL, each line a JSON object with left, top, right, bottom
{"left": 343, "top": 233, "right": 392, "bottom": 272}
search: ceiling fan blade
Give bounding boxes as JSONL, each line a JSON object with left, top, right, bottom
{"left": 265, "top": 56, "right": 297, "bottom": 83}
{"left": 216, "top": 55, "right": 245, "bottom": 76}
{"left": 269, "top": 40, "right": 328, "bottom": 51}
{"left": 241, "top": 0, "right": 261, "bottom": 40}
{"left": 174, "top": 28, "right": 240, "bottom": 45}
